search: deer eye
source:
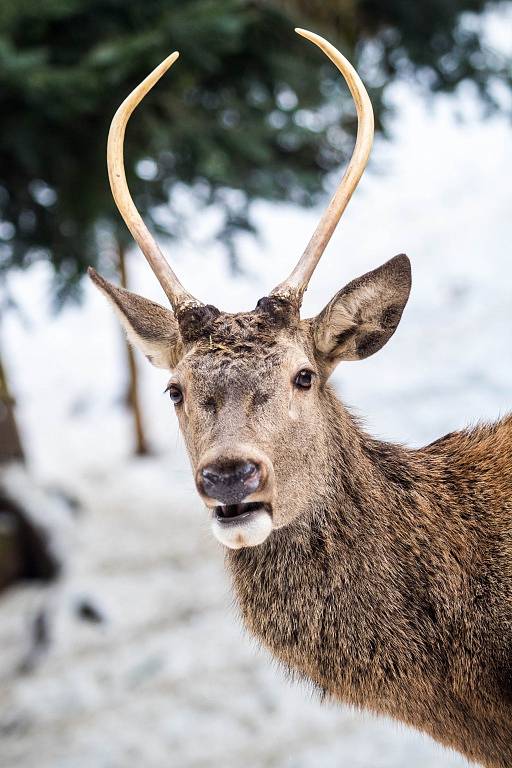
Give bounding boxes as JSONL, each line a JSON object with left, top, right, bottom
{"left": 294, "top": 369, "right": 314, "bottom": 390}
{"left": 165, "top": 383, "right": 183, "bottom": 405}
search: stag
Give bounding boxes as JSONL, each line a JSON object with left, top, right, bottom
{"left": 89, "top": 29, "right": 512, "bottom": 768}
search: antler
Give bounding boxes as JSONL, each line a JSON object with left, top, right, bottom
{"left": 108, "top": 31, "right": 372, "bottom": 313}
{"left": 270, "top": 29, "right": 374, "bottom": 306}
{"left": 107, "top": 51, "right": 202, "bottom": 312}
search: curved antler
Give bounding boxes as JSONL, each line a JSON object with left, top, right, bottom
{"left": 108, "top": 52, "right": 202, "bottom": 312}
{"left": 270, "top": 29, "right": 374, "bottom": 306}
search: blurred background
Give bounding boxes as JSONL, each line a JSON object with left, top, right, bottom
{"left": 0, "top": 1, "right": 511, "bottom": 766}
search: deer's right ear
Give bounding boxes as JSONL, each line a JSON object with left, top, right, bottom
{"left": 309, "top": 254, "right": 411, "bottom": 375}
{"left": 88, "top": 268, "right": 182, "bottom": 369}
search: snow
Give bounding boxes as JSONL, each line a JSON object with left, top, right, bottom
{"left": 1, "top": 69, "right": 511, "bottom": 768}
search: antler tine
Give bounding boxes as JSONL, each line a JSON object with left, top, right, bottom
{"left": 108, "top": 52, "right": 202, "bottom": 312}
{"left": 270, "top": 29, "right": 374, "bottom": 306}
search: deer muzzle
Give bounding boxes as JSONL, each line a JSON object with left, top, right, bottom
{"left": 200, "top": 460, "right": 261, "bottom": 504}
{"left": 196, "top": 447, "right": 274, "bottom": 549}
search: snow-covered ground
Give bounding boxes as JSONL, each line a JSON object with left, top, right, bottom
{"left": 1, "top": 62, "right": 511, "bottom": 768}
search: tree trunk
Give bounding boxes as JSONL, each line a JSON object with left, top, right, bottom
{"left": 0, "top": 353, "right": 25, "bottom": 464}
{"left": 117, "top": 244, "right": 150, "bottom": 456}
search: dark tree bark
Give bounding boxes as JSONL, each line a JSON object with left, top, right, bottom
{"left": 0, "top": 489, "right": 61, "bottom": 592}
{"left": 0, "top": 355, "right": 61, "bottom": 594}
{"left": 0, "top": 353, "right": 24, "bottom": 465}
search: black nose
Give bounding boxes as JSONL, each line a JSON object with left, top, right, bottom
{"left": 200, "top": 460, "right": 261, "bottom": 504}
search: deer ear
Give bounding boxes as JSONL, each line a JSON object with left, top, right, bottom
{"left": 311, "top": 254, "right": 411, "bottom": 373}
{"left": 88, "top": 268, "right": 182, "bottom": 369}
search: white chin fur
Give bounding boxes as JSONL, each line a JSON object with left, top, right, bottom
{"left": 211, "top": 509, "right": 273, "bottom": 549}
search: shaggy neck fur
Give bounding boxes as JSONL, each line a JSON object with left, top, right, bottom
{"left": 227, "top": 390, "right": 512, "bottom": 768}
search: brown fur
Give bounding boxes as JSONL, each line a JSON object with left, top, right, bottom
{"left": 91, "top": 254, "right": 512, "bottom": 767}
{"left": 228, "top": 406, "right": 512, "bottom": 767}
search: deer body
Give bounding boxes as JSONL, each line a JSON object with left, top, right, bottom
{"left": 89, "top": 28, "right": 512, "bottom": 767}
{"left": 228, "top": 401, "right": 512, "bottom": 768}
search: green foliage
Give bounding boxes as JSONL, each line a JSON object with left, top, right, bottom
{"left": 285, "top": 0, "right": 510, "bottom": 101}
{"left": 0, "top": 0, "right": 509, "bottom": 304}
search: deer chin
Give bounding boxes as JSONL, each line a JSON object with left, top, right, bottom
{"left": 211, "top": 503, "right": 273, "bottom": 549}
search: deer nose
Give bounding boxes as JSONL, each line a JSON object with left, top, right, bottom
{"left": 199, "top": 460, "right": 262, "bottom": 504}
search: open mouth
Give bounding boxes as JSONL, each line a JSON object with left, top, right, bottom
{"left": 211, "top": 500, "right": 274, "bottom": 548}
{"left": 214, "top": 501, "right": 272, "bottom": 524}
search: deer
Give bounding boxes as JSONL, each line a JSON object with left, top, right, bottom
{"left": 88, "top": 29, "right": 512, "bottom": 768}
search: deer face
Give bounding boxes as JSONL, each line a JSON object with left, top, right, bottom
{"left": 90, "top": 29, "right": 411, "bottom": 547}
{"left": 91, "top": 254, "right": 411, "bottom": 548}
{"left": 172, "top": 313, "right": 318, "bottom": 548}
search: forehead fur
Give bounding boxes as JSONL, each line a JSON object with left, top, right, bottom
{"left": 178, "top": 297, "right": 299, "bottom": 360}
{"left": 175, "top": 305, "right": 315, "bottom": 392}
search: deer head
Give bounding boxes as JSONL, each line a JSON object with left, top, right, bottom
{"left": 90, "top": 29, "right": 411, "bottom": 549}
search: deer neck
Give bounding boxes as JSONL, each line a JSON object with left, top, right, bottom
{"left": 225, "top": 389, "right": 502, "bottom": 752}
{"left": 225, "top": 395, "right": 512, "bottom": 766}
{"left": 225, "top": 386, "right": 420, "bottom": 689}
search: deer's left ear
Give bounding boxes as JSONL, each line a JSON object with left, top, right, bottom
{"left": 88, "top": 268, "right": 182, "bottom": 369}
{"left": 310, "top": 254, "right": 411, "bottom": 373}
